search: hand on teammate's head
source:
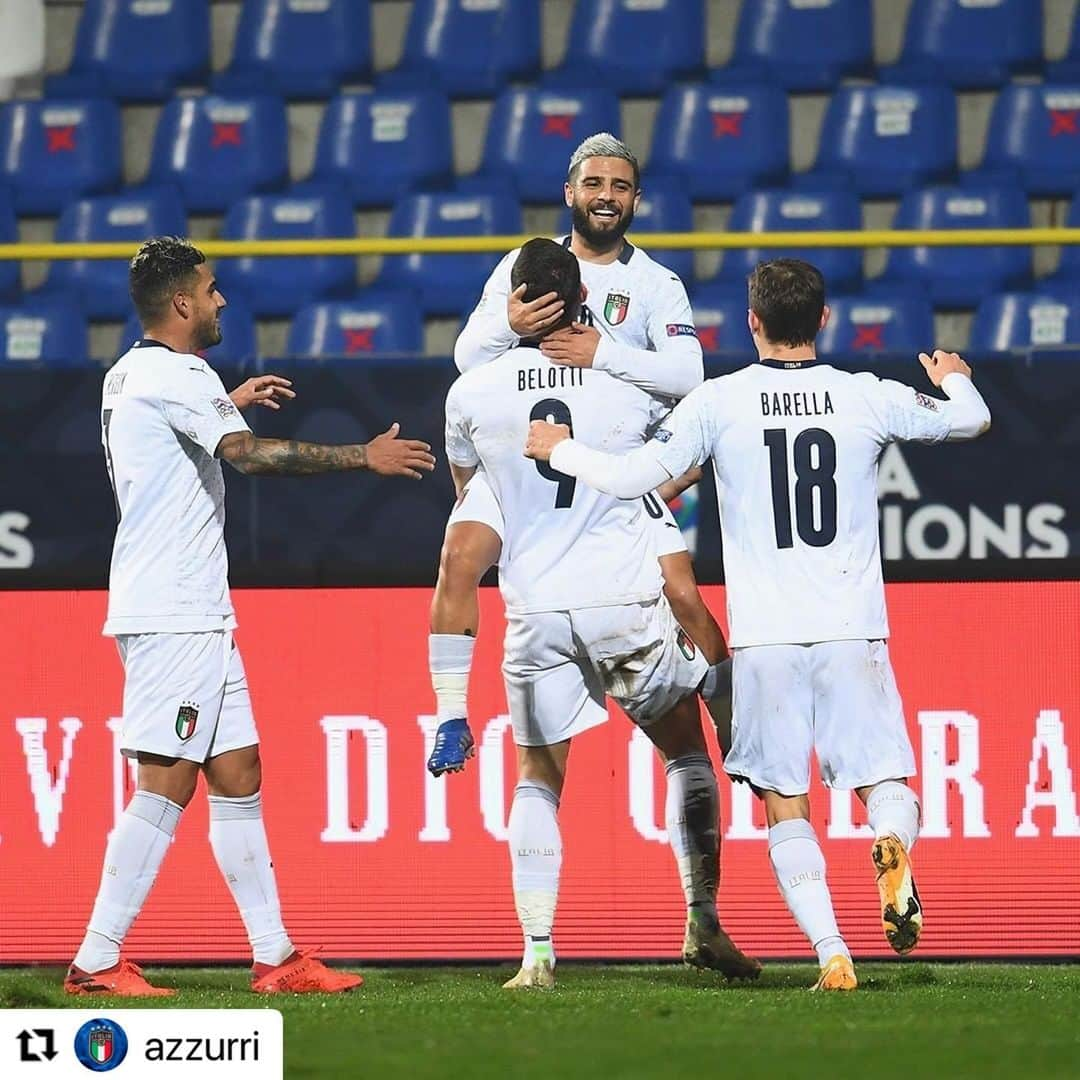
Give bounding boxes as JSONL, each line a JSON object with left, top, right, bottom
{"left": 508, "top": 283, "right": 565, "bottom": 337}
{"left": 918, "top": 350, "right": 972, "bottom": 387}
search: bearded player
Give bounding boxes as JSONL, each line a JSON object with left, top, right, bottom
{"left": 428, "top": 133, "right": 731, "bottom": 776}
{"left": 447, "top": 239, "right": 759, "bottom": 987}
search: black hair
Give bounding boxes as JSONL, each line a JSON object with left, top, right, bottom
{"left": 129, "top": 236, "right": 206, "bottom": 326}
{"left": 747, "top": 258, "right": 826, "bottom": 348}
{"left": 510, "top": 238, "right": 582, "bottom": 329}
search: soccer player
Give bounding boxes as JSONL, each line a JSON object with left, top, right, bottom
{"left": 427, "top": 132, "right": 732, "bottom": 776}
{"left": 445, "top": 238, "right": 759, "bottom": 989}
{"left": 66, "top": 237, "right": 435, "bottom": 997}
{"left": 526, "top": 258, "right": 992, "bottom": 991}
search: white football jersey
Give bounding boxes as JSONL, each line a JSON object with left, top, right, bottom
{"left": 100, "top": 340, "right": 249, "bottom": 636}
{"left": 651, "top": 361, "right": 959, "bottom": 647}
{"left": 445, "top": 346, "right": 663, "bottom": 615}
{"left": 454, "top": 238, "right": 702, "bottom": 401}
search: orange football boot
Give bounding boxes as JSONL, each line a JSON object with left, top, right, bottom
{"left": 65, "top": 958, "right": 176, "bottom": 997}
{"left": 810, "top": 954, "right": 858, "bottom": 992}
{"left": 251, "top": 951, "right": 363, "bottom": 994}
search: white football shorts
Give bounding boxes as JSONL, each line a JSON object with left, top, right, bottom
{"left": 116, "top": 631, "right": 259, "bottom": 764}
{"left": 446, "top": 472, "right": 687, "bottom": 558}
{"left": 724, "top": 639, "right": 917, "bottom": 796}
{"left": 503, "top": 594, "right": 707, "bottom": 747}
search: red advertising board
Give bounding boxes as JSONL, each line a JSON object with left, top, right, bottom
{"left": 1, "top": 584, "right": 1078, "bottom": 964}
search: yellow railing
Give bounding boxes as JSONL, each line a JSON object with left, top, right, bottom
{"left": 1, "top": 228, "right": 1079, "bottom": 260}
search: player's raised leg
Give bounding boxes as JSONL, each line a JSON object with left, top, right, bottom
{"left": 859, "top": 779, "right": 922, "bottom": 955}
{"left": 503, "top": 741, "right": 569, "bottom": 990}
{"left": 427, "top": 481, "right": 505, "bottom": 777}
{"left": 66, "top": 752, "right": 195, "bottom": 996}
{"left": 815, "top": 638, "right": 922, "bottom": 956}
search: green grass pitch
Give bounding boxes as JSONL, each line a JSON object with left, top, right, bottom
{"left": 3, "top": 963, "right": 1079, "bottom": 1078}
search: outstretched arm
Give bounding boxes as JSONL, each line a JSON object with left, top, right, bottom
{"left": 217, "top": 422, "right": 436, "bottom": 478}
{"left": 525, "top": 421, "right": 672, "bottom": 499}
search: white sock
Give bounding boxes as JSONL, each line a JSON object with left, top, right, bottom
{"left": 508, "top": 779, "right": 561, "bottom": 968}
{"left": 429, "top": 633, "right": 476, "bottom": 722}
{"left": 208, "top": 791, "right": 294, "bottom": 967}
{"left": 73, "top": 790, "right": 183, "bottom": 973}
{"left": 768, "top": 818, "right": 849, "bottom": 966}
{"left": 866, "top": 780, "right": 921, "bottom": 852}
{"left": 664, "top": 753, "right": 719, "bottom": 911}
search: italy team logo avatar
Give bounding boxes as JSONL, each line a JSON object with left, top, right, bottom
{"left": 74, "top": 1017, "right": 128, "bottom": 1072}
{"left": 603, "top": 291, "right": 630, "bottom": 325}
{"left": 176, "top": 702, "right": 199, "bottom": 741}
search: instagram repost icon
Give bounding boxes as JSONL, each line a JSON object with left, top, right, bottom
{"left": 74, "top": 1018, "right": 128, "bottom": 1072}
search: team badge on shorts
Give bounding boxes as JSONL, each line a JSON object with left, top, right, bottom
{"left": 604, "top": 291, "right": 630, "bottom": 326}
{"left": 176, "top": 702, "right": 199, "bottom": 741}
{"left": 676, "top": 628, "right": 697, "bottom": 661}
{"left": 74, "top": 1017, "right": 128, "bottom": 1071}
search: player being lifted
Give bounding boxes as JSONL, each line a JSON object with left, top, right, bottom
{"left": 445, "top": 238, "right": 759, "bottom": 988}
{"left": 67, "top": 237, "right": 434, "bottom": 996}
{"left": 427, "top": 133, "right": 732, "bottom": 776}
{"left": 527, "top": 258, "right": 991, "bottom": 991}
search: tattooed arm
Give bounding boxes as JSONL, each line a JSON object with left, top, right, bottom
{"left": 217, "top": 422, "right": 436, "bottom": 479}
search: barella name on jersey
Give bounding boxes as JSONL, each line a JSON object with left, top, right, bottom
{"left": 6, "top": 710, "right": 1077, "bottom": 848}
{"left": 760, "top": 390, "right": 834, "bottom": 417}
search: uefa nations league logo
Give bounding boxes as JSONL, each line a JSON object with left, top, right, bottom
{"left": 74, "top": 1018, "right": 128, "bottom": 1072}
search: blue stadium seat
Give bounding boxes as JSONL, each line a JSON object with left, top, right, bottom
{"left": 878, "top": 185, "right": 1032, "bottom": 308}
{"left": 817, "top": 295, "right": 935, "bottom": 360}
{"left": 477, "top": 88, "right": 621, "bottom": 202}
{"left": 884, "top": 0, "right": 1043, "bottom": 89}
{"left": 0, "top": 301, "right": 89, "bottom": 367}
{"left": 118, "top": 294, "right": 258, "bottom": 365}
{"left": 690, "top": 287, "right": 749, "bottom": 355}
{"left": 380, "top": 0, "right": 540, "bottom": 98}
{"left": 715, "top": 190, "right": 863, "bottom": 294}
{"left": 0, "top": 99, "right": 121, "bottom": 215}
{"left": 974, "top": 84, "right": 1080, "bottom": 197}
{"left": 376, "top": 193, "right": 523, "bottom": 316}
{"left": 43, "top": 189, "right": 187, "bottom": 320}
{"left": 647, "top": 85, "right": 788, "bottom": 201}
{"left": 287, "top": 294, "right": 424, "bottom": 359}
{"left": 802, "top": 85, "right": 957, "bottom": 197}
{"left": 712, "top": 0, "right": 872, "bottom": 91}
{"left": 545, "top": 0, "right": 704, "bottom": 95}
{"left": 147, "top": 95, "right": 288, "bottom": 213}
{"left": 556, "top": 174, "right": 695, "bottom": 284}
{"left": 1049, "top": 9, "right": 1080, "bottom": 82}
{"left": 311, "top": 91, "right": 453, "bottom": 208}
{"left": 970, "top": 291, "right": 1080, "bottom": 351}
{"left": 215, "top": 0, "right": 370, "bottom": 100}
{"left": 44, "top": 0, "right": 210, "bottom": 102}
{"left": 216, "top": 190, "right": 356, "bottom": 316}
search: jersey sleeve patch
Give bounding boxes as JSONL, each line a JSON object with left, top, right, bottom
{"left": 914, "top": 391, "right": 940, "bottom": 412}
{"left": 652, "top": 427, "right": 674, "bottom": 443}
{"left": 211, "top": 397, "right": 239, "bottom": 420}
{"left": 666, "top": 323, "right": 698, "bottom": 338}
